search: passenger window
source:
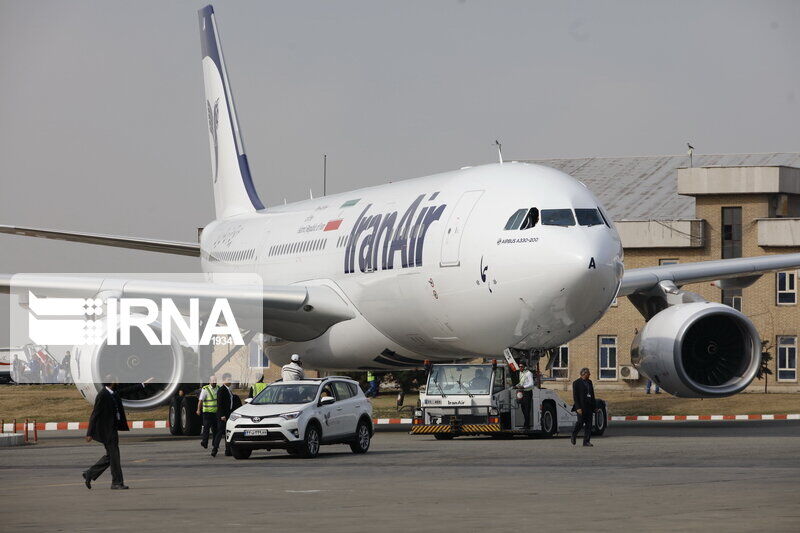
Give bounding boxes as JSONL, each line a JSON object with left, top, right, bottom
{"left": 348, "top": 383, "right": 359, "bottom": 397}
{"left": 520, "top": 208, "right": 539, "bottom": 230}
{"left": 575, "top": 208, "right": 604, "bottom": 227}
{"left": 504, "top": 209, "right": 527, "bottom": 230}
{"left": 333, "top": 381, "right": 354, "bottom": 400}
{"left": 320, "top": 384, "right": 335, "bottom": 400}
{"left": 541, "top": 209, "right": 576, "bottom": 227}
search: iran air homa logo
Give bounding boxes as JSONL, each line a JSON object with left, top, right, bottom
{"left": 26, "top": 292, "right": 243, "bottom": 347}
{"left": 207, "top": 97, "right": 220, "bottom": 182}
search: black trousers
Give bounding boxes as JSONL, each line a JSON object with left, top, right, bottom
{"left": 520, "top": 390, "right": 533, "bottom": 428}
{"left": 211, "top": 418, "right": 230, "bottom": 455}
{"left": 200, "top": 412, "right": 217, "bottom": 446}
{"left": 572, "top": 410, "right": 594, "bottom": 444}
{"left": 86, "top": 432, "right": 123, "bottom": 485}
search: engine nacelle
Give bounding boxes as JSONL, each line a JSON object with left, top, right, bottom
{"left": 631, "top": 302, "right": 761, "bottom": 398}
{"left": 71, "top": 319, "right": 191, "bottom": 410}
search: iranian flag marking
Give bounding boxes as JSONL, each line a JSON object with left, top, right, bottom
{"left": 324, "top": 219, "right": 343, "bottom": 231}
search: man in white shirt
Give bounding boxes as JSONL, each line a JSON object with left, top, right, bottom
{"left": 281, "top": 354, "right": 305, "bottom": 381}
{"left": 516, "top": 361, "right": 535, "bottom": 429}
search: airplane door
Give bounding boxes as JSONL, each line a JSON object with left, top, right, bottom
{"left": 439, "top": 190, "right": 484, "bottom": 267}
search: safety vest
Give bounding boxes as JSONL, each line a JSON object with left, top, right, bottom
{"left": 367, "top": 371, "right": 375, "bottom": 382}
{"left": 201, "top": 385, "right": 218, "bottom": 413}
{"left": 251, "top": 382, "right": 267, "bottom": 397}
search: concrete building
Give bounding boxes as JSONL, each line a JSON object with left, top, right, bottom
{"left": 524, "top": 152, "right": 800, "bottom": 392}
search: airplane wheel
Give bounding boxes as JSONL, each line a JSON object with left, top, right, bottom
{"left": 169, "top": 398, "right": 183, "bottom": 436}
{"left": 180, "top": 397, "right": 202, "bottom": 436}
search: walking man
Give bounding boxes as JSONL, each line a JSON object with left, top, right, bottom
{"left": 571, "top": 367, "right": 597, "bottom": 447}
{"left": 516, "top": 361, "right": 535, "bottom": 429}
{"left": 82, "top": 376, "right": 152, "bottom": 489}
{"left": 211, "top": 373, "right": 241, "bottom": 457}
{"left": 196, "top": 375, "right": 218, "bottom": 449}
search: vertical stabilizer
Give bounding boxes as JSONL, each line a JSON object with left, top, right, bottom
{"left": 198, "top": 5, "right": 264, "bottom": 218}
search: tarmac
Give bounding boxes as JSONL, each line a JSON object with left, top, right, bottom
{"left": 1, "top": 421, "right": 798, "bottom": 532}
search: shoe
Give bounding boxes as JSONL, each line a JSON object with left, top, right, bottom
{"left": 110, "top": 484, "right": 129, "bottom": 490}
{"left": 82, "top": 471, "right": 92, "bottom": 490}
{"left": 224, "top": 451, "right": 232, "bottom": 457}
{"left": 200, "top": 442, "right": 208, "bottom": 449}
{"left": 583, "top": 442, "right": 593, "bottom": 447}
{"left": 211, "top": 450, "right": 217, "bottom": 457}
{"left": 646, "top": 391, "right": 651, "bottom": 394}
{"left": 570, "top": 435, "right": 576, "bottom": 446}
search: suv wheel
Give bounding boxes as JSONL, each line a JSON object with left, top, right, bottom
{"left": 349, "top": 419, "right": 371, "bottom": 454}
{"left": 299, "top": 423, "right": 321, "bottom": 458}
{"left": 230, "top": 443, "right": 252, "bottom": 460}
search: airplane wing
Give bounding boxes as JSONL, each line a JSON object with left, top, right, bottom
{"left": 0, "top": 224, "right": 200, "bottom": 257}
{"left": 0, "top": 274, "right": 354, "bottom": 342}
{"left": 619, "top": 253, "right": 800, "bottom": 297}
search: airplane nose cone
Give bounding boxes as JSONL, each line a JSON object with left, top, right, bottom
{"left": 559, "top": 230, "right": 623, "bottom": 320}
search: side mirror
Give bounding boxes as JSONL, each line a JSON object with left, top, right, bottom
{"left": 244, "top": 398, "right": 252, "bottom": 404}
{"left": 319, "top": 396, "right": 336, "bottom": 406}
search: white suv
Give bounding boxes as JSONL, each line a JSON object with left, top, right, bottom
{"left": 225, "top": 377, "right": 373, "bottom": 459}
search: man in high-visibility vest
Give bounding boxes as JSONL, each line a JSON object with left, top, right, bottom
{"left": 365, "top": 371, "right": 379, "bottom": 397}
{"left": 249, "top": 376, "right": 267, "bottom": 399}
{"left": 196, "top": 375, "right": 218, "bottom": 449}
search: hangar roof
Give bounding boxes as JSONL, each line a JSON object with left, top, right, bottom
{"left": 522, "top": 153, "right": 800, "bottom": 221}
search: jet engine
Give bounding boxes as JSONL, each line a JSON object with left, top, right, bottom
{"left": 70, "top": 320, "right": 196, "bottom": 410}
{"left": 630, "top": 302, "right": 761, "bottom": 398}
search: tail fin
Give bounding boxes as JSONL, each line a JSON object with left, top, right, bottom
{"left": 198, "top": 5, "right": 264, "bottom": 218}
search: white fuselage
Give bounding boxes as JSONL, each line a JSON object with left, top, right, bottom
{"left": 199, "top": 162, "right": 624, "bottom": 370}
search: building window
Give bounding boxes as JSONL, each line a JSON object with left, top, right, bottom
{"left": 598, "top": 336, "right": 617, "bottom": 380}
{"left": 722, "top": 289, "right": 742, "bottom": 311}
{"left": 550, "top": 345, "right": 568, "bottom": 379}
{"left": 659, "top": 258, "right": 679, "bottom": 266}
{"left": 248, "top": 336, "right": 269, "bottom": 369}
{"left": 721, "top": 207, "right": 742, "bottom": 259}
{"left": 777, "top": 271, "right": 797, "bottom": 305}
{"left": 777, "top": 336, "right": 797, "bottom": 382}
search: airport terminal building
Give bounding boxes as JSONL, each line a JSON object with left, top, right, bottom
{"left": 524, "top": 153, "right": 800, "bottom": 392}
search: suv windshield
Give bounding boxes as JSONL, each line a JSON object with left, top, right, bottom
{"left": 426, "top": 365, "right": 492, "bottom": 395}
{"left": 252, "top": 384, "right": 319, "bottom": 405}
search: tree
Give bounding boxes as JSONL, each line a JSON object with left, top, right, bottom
{"left": 756, "top": 340, "right": 773, "bottom": 394}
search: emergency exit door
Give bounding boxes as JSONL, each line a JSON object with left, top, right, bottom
{"left": 439, "top": 190, "right": 484, "bottom": 267}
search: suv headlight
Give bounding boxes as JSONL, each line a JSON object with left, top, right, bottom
{"left": 279, "top": 411, "right": 301, "bottom": 420}
{"left": 229, "top": 413, "right": 243, "bottom": 421}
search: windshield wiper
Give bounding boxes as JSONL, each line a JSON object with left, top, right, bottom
{"left": 456, "top": 374, "right": 473, "bottom": 398}
{"left": 432, "top": 377, "right": 446, "bottom": 397}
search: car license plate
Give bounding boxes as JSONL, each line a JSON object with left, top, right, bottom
{"left": 243, "top": 429, "right": 269, "bottom": 437}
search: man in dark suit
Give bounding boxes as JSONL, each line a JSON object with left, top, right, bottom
{"left": 211, "top": 373, "right": 241, "bottom": 457}
{"left": 83, "top": 376, "right": 151, "bottom": 489}
{"left": 571, "top": 367, "right": 597, "bottom": 447}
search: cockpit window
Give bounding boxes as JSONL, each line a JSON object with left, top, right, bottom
{"left": 541, "top": 209, "right": 576, "bottom": 226}
{"left": 505, "top": 208, "right": 539, "bottom": 230}
{"left": 504, "top": 209, "right": 527, "bottom": 230}
{"left": 520, "top": 208, "right": 539, "bottom": 230}
{"left": 597, "top": 207, "right": 611, "bottom": 227}
{"left": 575, "top": 208, "right": 604, "bottom": 227}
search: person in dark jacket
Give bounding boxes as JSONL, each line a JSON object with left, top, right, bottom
{"left": 211, "top": 373, "right": 241, "bottom": 457}
{"left": 571, "top": 367, "right": 597, "bottom": 447}
{"left": 83, "top": 376, "right": 152, "bottom": 489}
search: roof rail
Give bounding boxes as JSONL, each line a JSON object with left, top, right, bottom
{"left": 322, "top": 375, "right": 354, "bottom": 381}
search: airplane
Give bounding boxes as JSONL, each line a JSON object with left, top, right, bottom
{"left": 2, "top": 5, "right": 800, "bottom": 427}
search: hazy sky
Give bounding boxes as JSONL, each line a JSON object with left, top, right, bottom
{"left": 1, "top": 0, "right": 798, "bottom": 343}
